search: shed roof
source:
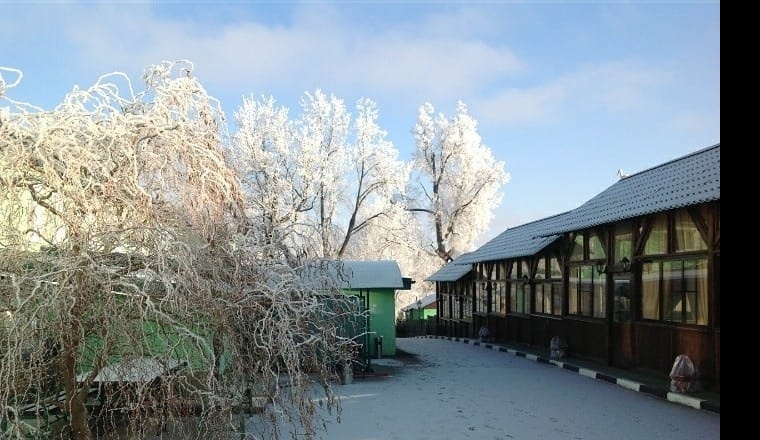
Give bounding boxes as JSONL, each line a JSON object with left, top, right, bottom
{"left": 308, "top": 259, "right": 406, "bottom": 290}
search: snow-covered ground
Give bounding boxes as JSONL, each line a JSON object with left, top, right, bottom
{"left": 253, "top": 337, "right": 720, "bottom": 440}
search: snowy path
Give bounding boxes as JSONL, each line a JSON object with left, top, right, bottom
{"left": 251, "top": 337, "right": 720, "bottom": 440}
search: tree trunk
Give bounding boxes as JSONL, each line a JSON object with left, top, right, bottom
{"left": 63, "top": 347, "right": 92, "bottom": 440}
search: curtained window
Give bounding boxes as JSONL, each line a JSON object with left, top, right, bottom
{"left": 568, "top": 264, "right": 605, "bottom": 318}
{"left": 640, "top": 258, "right": 707, "bottom": 325}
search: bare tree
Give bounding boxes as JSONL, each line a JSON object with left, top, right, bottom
{"left": 0, "top": 62, "right": 359, "bottom": 440}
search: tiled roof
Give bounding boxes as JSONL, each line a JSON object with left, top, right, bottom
{"left": 538, "top": 143, "right": 720, "bottom": 236}
{"left": 424, "top": 143, "right": 720, "bottom": 274}
{"left": 425, "top": 259, "right": 473, "bottom": 282}
{"left": 454, "top": 211, "right": 570, "bottom": 264}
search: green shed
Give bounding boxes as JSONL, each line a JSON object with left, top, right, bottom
{"left": 316, "top": 260, "right": 412, "bottom": 359}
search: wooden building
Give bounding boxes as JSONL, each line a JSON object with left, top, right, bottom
{"left": 428, "top": 143, "right": 720, "bottom": 392}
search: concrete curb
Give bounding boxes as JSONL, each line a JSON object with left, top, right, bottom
{"left": 418, "top": 335, "right": 719, "bottom": 415}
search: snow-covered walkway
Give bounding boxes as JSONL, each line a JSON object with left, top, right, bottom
{"left": 252, "top": 337, "right": 719, "bottom": 440}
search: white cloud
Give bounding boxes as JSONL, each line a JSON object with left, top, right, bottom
{"left": 42, "top": 4, "right": 522, "bottom": 106}
{"left": 474, "top": 83, "right": 566, "bottom": 125}
{"left": 474, "top": 60, "right": 670, "bottom": 126}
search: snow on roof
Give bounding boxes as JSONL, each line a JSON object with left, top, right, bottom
{"left": 401, "top": 292, "right": 437, "bottom": 311}
{"left": 425, "top": 259, "right": 473, "bottom": 282}
{"left": 304, "top": 259, "right": 406, "bottom": 290}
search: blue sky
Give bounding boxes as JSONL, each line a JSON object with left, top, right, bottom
{"left": 0, "top": 1, "right": 720, "bottom": 246}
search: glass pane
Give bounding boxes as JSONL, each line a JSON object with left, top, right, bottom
{"left": 536, "top": 257, "right": 546, "bottom": 280}
{"left": 641, "top": 262, "right": 660, "bottom": 320}
{"left": 569, "top": 268, "right": 579, "bottom": 315}
{"left": 674, "top": 210, "right": 708, "bottom": 252}
{"left": 509, "top": 282, "right": 517, "bottom": 313}
{"left": 614, "top": 223, "right": 632, "bottom": 263}
{"left": 593, "top": 273, "right": 606, "bottom": 318}
{"left": 570, "top": 233, "right": 584, "bottom": 261}
{"left": 535, "top": 285, "right": 544, "bottom": 313}
{"left": 520, "top": 260, "right": 529, "bottom": 278}
{"left": 684, "top": 258, "right": 708, "bottom": 325}
{"left": 552, "top": 282, "right": 563, "bottom": 315}
{"left": 613, "top": 278, "right": 631, "bottom": 322}
{"left": 664, "top": 260, "right": 682, "bottom": 323}
{"left": 644, "top": 215, "right": 668, "bottom": 255}
{"left": 550, "top": 256, "right": 562, "bottom": 278}
{"left": 580, "top": 265, "right": 593, "bottom": 316}
{"left": 516, "top": 285, "right": 525, "bottom": 313}
{"left": 589, "top": 233, "right": 606, "bottom": 260}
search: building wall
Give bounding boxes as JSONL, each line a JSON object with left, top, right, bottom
{"left": 348, "top": 288, "right": 397, "bottom": 357}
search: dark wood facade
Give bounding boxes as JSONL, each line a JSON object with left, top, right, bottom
{"left": 434, "top": 194, "right": 720, "bottom": 393}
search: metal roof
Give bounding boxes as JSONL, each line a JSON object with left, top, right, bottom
{"left": 537, "top": 143, "right": 720, "bottom": 236}
{"left": 315, "top": 259, "right": 406, "bottom": 289}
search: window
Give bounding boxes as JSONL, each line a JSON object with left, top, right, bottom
{"left": 589, "top": 232, "right": 605, "bottom": 260}
{"left": 491, "top": 262, "right": 507, "bottom": 314}
{"left": 475, "top": 263, "right": 489, "bottom": 314}
{"left": 640, "top": 209, "right": 710, "bottom": 326}
{"left": 463, "top": 282, "right": 473, "bottom": 322}
{"left": 441, "top": 293, "right": 450, "bottom": 319}
{"left": 533, "top": 255, "right": 563, "bottom": 316}
{"left": 569, "top": 233, "right": 584, "bottom": 261}
{"left": 644, "top": 215, "right": 668, "bottom": 255}
{"left": 568, "top": 265, "right": 606, "bottom": 318}
{"left": 674, "top": 211, "right": 708, "bottom": 252}
{"left": 613, "top": 276, "right": 631, "bottom": 322}
{"left": 508, "top": 259, "right": 530, "bottom": 314}
{"left": 566, "top": 230, "right": 607, "bottom": 319}
{"left": 614, "top": 223, "right": 632, "bottom": 263}
{"left": 641, "top": 258, "right": 708, "bottom": 325}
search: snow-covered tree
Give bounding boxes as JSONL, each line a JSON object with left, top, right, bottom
{"left": 232, "top": 95, "right": 315, "bottom": 263}
{"left": 335, "top": 98, "right": 410, "bottom": 258}
{"left": 407, "top": 101, "right": 511, "bottom": 263}
{"left": 296, "top": 90, "right": 351, "bottom": 258}
{"left": 0, "top": 62, "right": 358, "bottom": 440}
{"left": 234, "top": 91, "right": 410, "bottom": 261}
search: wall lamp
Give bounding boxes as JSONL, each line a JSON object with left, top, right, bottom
{"left": 522, "top": 274, "right": 530, "bottom": 286}
{"left": 620, "top": 256, "right": 631, "bottom": 272}
{"left": 597, "top": 257, "right": 631, "bottom": 274}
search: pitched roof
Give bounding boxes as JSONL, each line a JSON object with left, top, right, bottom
{"left": 311, "top": 259, "right": 406, "bottom": 290}
{"left": 538, "top": 143, "right": 720, "bottom": 236}
{"left": 424, "top": 143, "right": 720, "bottom": 277}
{"left": 425, "top": 259, "right": 473, "bottom": 282}
{"left": 454, "top": 211, "right": 570, "bottom": 264}
{"left": 400, "top": 293, "right": 437, "bottom": 311}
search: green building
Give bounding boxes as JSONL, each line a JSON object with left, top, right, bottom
{"left": 319, "top": 260, "right": 412, "bottom": 358}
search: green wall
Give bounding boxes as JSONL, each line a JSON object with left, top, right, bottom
{"left": 347, "top": 288, "right": 397, "bottom": 357}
